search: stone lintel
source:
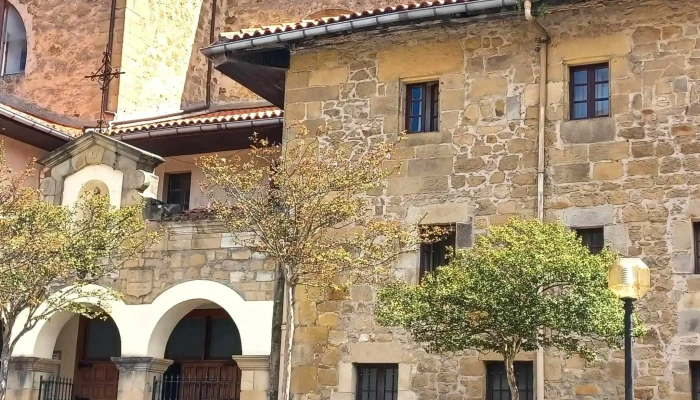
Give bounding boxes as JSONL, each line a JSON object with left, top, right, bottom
{"left": 111, "top": 357, "right": 173, "bottom": 373}
{"left": 9, "top": 357, "right": 60, "bottom": 374}
{"left": 232, "top": 355, "right": 270, "bottom": 371}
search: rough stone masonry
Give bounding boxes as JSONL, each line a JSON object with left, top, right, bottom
{"left": 282, "top": 0, "right": 700, "bottom": 399}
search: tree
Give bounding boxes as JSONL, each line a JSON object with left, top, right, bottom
{"left": 376, "top": 218, "right": 640, "bottom": 400}
{"left": 0, "top": 145, "right": 159, "bottom": 400}
{"left": 198, "top": 127, "right": 429, "bottom": 400}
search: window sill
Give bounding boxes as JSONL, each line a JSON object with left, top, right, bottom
{"left": 0, "top": 71, "right": 25, "bottom": 80}
{"left": 560, "top": 117, "right": 615, "bottom": 144}
{"left": 400, "top": 130, "right": 451, "bottom": 147}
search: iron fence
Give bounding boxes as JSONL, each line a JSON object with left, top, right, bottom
{"left": 152, "top": 375, "right": 241, "bottom": 400}
{"left": 38, "top": 376, "right": 74, "bottom": 400}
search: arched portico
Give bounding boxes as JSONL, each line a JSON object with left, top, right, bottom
{"left": 142, "top": 280, "right": 272, "bottom": 359}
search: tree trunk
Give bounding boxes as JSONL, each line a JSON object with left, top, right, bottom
{"left": 268, "top": 265, "right": 285, "bottom": 400}
{"left": 504, "top": 356, "right": 519, "bottom": 400}
{"left": 281, "top": 284, "right": 295, "bottom": 400}
{"left": 0, "top": 330, "right": 12, "bottom": 400}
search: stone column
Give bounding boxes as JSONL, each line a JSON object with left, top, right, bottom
{"left": 233, "top": 355, "right": 270, "bottom": 400}
{"left": 111, "top": 357, "right": 173, "bottom": 400}
{"left": 6, "top": 357, "right": 60, "bottom": 400}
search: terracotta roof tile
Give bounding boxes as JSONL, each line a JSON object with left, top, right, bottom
{"left": 219, "top": 0, "right": 481, "bottom": 41}
{"left": 0, "top": 102, "right": 83, "bottom": 137}
{"left": 110, "top": 107, "right": 284, "bottom": 135}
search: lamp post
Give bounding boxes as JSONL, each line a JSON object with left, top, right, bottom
{"left": 608, "top": 258, "right": 651, "bottom": 400}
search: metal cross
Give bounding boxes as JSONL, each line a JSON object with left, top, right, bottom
{"left": 85, "top": 49, "right": 124, "bottom": 133}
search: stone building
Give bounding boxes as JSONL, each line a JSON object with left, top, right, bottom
{"left": 2, "top": 0, "right": 700, "bottom": 400}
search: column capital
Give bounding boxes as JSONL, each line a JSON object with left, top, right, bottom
{"left": 232, "top": 355, "right": 270, "bottom": 371}
{"left": 111, "top": 357, "right": 173, "bottom": 374}
{"left": 9, "top": 357, "right": 60, "bottom": 374}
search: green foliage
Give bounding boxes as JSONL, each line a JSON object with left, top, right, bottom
{"left": 377, "top": 218, "right": 638, "bottom": 398}
{"left": 0, "top": 143, "right": 160, "bottom": 359}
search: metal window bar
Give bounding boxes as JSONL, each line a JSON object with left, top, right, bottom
{"left": 38, "top": 376, "right": 74, "bottom": 400}
{"left": 694, "top": 222, "right": 700, "bottom": 274}
{"left": 153, "top": 373, "right": 242, "bottom": 400}
{"left": 486, "top": 362, "right": 534, "bottom": 400}
{"left": 356, "top": 364, "right": 398, "bottom": 400}
{"left": 692, "top": 361, "right": 700, "bottom": 400}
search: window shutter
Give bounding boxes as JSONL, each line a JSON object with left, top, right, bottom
{"left": 455, "top": 221, "right": 473, "bottom": 248}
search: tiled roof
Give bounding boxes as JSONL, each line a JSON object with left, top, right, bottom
{"left": 219, "top": 0, "right": 481, "bottom": 42}
{"left": 110, "top": 107, "right": 284, "bottom": 135}
{"left": 0, "top": 102, "right": 83, "bottom": 137}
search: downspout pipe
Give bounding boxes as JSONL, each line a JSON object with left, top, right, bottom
{"left": 525, "top": 2, "right": 549, "bottom": 400}
{"left": 201, "top": 0, "right": 517, "bottom": 56}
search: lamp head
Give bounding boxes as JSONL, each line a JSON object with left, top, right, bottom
{"left": 608, "top": 257, "right": 651, "bottom": 300}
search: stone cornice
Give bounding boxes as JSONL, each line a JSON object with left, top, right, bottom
{"left": 232, "top": 355, "right": 270, "bottom": 371}
{"left": 38, "top": 131, "right": 164, "bottom": 171}
{"left": 9, "top": 357, "right": 60, "bottom": 373}
{"left": 111, "top": 357, "right": 173, "bottom": 373}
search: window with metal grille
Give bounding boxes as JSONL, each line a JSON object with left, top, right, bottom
{"left": 406, "top": 81, "right": 439, "bottom": 133}
{"left": 575, "top": 227, "right": 605, "bottom": 254}
{"left": 165, "top": 172, "right": 192, "bottom": 211}
{"left": 570, "top": 63, "right": 609, "bottom": 120}
{"left": 356, "top": 364, "right": 398, "bottom": 400}
{"left": 419, "top": 225, "right": 456, "bottom": 281}
{"left": 486, "top": 362, "right": 534, "bottom": 400}
{"left": 694, "top": 222, "right": 700, "bottom": 274}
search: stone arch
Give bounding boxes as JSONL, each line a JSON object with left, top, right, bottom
{"left": 3, "top": 0, "right": 31, "bottom": 75}
{"left": 11, "top": 284, "right": 129, "bottom": 358}
{"left": 142, "top": 280, "right": 272, "bottom": 358}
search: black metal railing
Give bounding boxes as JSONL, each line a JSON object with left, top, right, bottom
{"left": 38, "top": 376, "right": 74, "bottom": 400}
{"left": 152, "top": 375, "right": 241, "bottom": 400}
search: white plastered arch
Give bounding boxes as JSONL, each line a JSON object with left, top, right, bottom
{"left": 62, "top": 165, "right": 123, "bottom": 209}
{"left": 138, "top": 280, "right": 273, "bottom": 358}
{"left": 11, "top": 284, "right": 129, "bottom": 358}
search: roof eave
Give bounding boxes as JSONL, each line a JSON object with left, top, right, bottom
{"left": 201, "top": 0, "right": 517, "bottom": 56}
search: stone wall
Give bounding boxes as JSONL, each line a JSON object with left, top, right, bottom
{"left": 0, "top": 0, "right": 110, "bottom": 123}
{"left": 283, "top": 1, "right": 700, "bottom": 399}
{"left": 110, "top": 219, "right": 276, "bottom": 304}
{"left": 116, "top": 0, "right": 204, "bottom": 118}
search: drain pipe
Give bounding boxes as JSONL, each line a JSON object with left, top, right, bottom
{"left": 525, "top": 1, "right": 549, "bottom": 400}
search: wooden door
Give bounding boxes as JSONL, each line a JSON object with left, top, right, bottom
{"left": 179, "top": 363, "right": 240, "bottom": 400}
{"left": 74, "top": 362, "right": 119, "bottom": 400}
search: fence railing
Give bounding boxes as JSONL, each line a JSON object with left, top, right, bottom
{"left": 38, "top": 376, "right": 74, "bottom": 400}
{"left": 152, "top": 375, "right": 241, "bottom": 400}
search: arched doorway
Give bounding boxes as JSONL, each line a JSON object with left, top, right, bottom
{"left": 52, "top": 313, "right": 121, "bottom": 400}
{"left": 157, "top": 305, "right": 242, "bottom": 400}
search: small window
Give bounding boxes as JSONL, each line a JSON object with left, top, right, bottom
{"left": 165, "top": 172, "right": 191, "bottom": 210}
{"left": 570, "top": 63, "right": 609, "bottom": 120}
{"left": 694, "top": 222, "right": 700, "bottom": 274}
{"left": 356, "top": 364, "right": 398, "bottom": 400}
{"left": 405, "top": 81, "right": 439, "bottom": 133}
{"left": 0, "top": 2, "right": 28, "bottom": 76}
{"left": 419, "top": 225, "right": 456, "bottom": 280}
{"left": 692, "top": 361, "right": 700, "bottom": 400}
{"left": 486, "top": 361, "right": 534, "bottom": 400}
{"left": 575, "top": 227, "right": 605, "bottom": 254}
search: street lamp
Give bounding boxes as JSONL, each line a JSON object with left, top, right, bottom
{"left": 608, "top": 258, "right": 651, "bottom": 400}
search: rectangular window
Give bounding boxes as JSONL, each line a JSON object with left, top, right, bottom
{"left": 692, "top": 361, "right": 700, "bottom": 400}
{"left": 165, "top": 172, "right": 191, "bottom": 210}
{"left": 575, "top": 227, "right": 605, "bottom": 254}
{"left": 405, "top": 81, "right": 439, "bottom": 133}
{"left": 694, "top": 223, "right": 700, "bottom": 274}
{"left": 570, "top": 63, "right": 609, "bottom": 120}
{"left": 419, "top": 225, "right": 456, "bottom": 280}
{"left": 356, "top": 364, "right": 398, "bottom": 400}
{"left": 486, "top": 362, "right": 534, "bottom": 400}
